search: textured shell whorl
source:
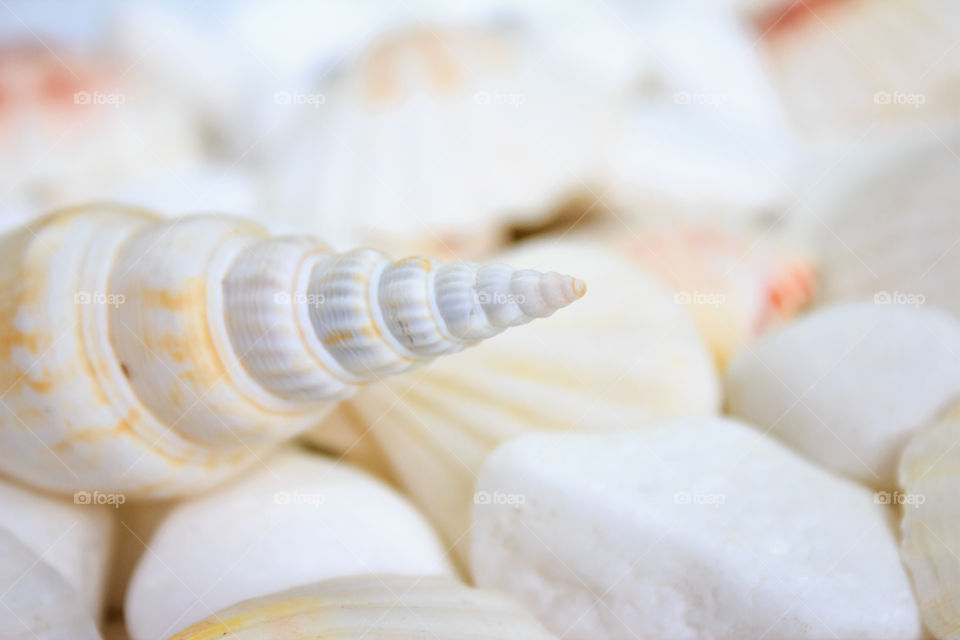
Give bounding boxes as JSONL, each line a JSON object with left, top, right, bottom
{"left": 224, "top": 244, "right": 585, "bottom": 402}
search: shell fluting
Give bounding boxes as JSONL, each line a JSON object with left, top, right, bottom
{"left": 899, "top": 411, "right": 960, "bottom": 640}
{"left": 167, "top": 573, "right": 557, "bottom": 640}
{"left": 0, "top": 205, "right": 583, "bottom": 497}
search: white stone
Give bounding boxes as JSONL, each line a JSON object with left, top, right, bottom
{"left": 725, "top": 302, "right": 960, "bottom": 489}
{"left": 470, "top": 418, "right": 923, "bottom": 639}
{"left": 125, "top": 448, "right": 453, "bottom": 640}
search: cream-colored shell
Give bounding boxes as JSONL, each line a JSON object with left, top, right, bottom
{"left": 899, "top": 410, "right": 960, "bottom": 639}
{"left": 754, "top": 0, "right": 960, "bottom": 139}
{"left": 0, "top": 527, "right": 102, "bottom": 640}
{"left": 168, "top": 573, "right": 556, "bottom": 639}
{"left": 125, "top": 448, "right": 453, "bottom": 640}
{"left": 310, "top": 240, "right": 719, "bottom": 570}
{"left": 726, "top": 302, "right": 960, "bottom": 490}
{"left": 620, "top": 227, "right": 816, "bottom": 368}
{"left": 262, "top": 24, "right": 602, "bottom": 257}
{"left": 472, "top": 421, "right": 923, "bottom": 639}
{"left": 0, "top": 205, "right": 582, "bottom": 497}
{"left": 0, "top": 478, "right": 114, "bottom": 618}
{"left": 801, "top": 130, "right": 960, "bottom": 318}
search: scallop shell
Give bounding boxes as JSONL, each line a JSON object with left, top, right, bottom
{"left": 621, "top": 227, "right": 816, "bottom": 368}
{"left": 802, "top": 130, "right": 960, "bottom": 318}
{"left": 753, "top": 0, "right": 960, "bottom": 138}
{"left": 262, "top": 24, "right": 603, "bottom": 257}
{"left": 168, "top": 573, "right": 556, "bottom": 639}
{"left": 0, "top": 204, "right": 582, "bottom": 497}
{"left": 0, "top": 46, "right": 206, "bottom": 215}
{"left": 471, "top": 420, "right": 923, "bottom": 639}
{"left": 0, "top": 527, "right": 102, "bottom": 640}
{"left": 0, "top": 477, "right": 114, "bottom": 619}
{"left": 726, "top": 302, "right": 960, "bottom": 490}
{"left": 899, "top": 409, "right": 960, "bottom": 639}
{"left": 125, "top": 448, "right": 452, "bottom": 640}
{"left": 309, "top": 239, "right": 719, "bottom": 570}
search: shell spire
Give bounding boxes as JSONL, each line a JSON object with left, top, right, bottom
{"left": 0, "top": 205, "right": 584, "bottom": 498}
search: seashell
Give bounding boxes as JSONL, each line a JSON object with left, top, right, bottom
{"left": 621, "top": 226, "right": 816, "bottom": 368}
{"left": 0, "top": 204, "right": 583, "bottom": 497}
{"left": 752, "top": 0, "right": 960, "bottom": 138}
{"left": 310, "top": 239, "right": 719, "bottom": 571}
{"left": 801, "top": 130, "right": 960, "bottom": 318}
{"left": 168, "top": 573, "right": 557, "bottom": 639}
{"left": 898, "top": 408, "right": 960, "bottom": 639}
{"left": 125, "top": 448, "right": 453, "bottom": 640}
{"left": 0, "top": 46, "right": 207, "bottom": 215}
{"left": 262, "top": 24, "right": 603, "bottom": 257}
{"left": 726, "top": 302, "right": 960, "bottom": 490}
{"left": 0, "top": 526, "right": 102, "bottom": 640}
{"left": 471, "top": 419, "right": 924, "bottom": 639}
{"left": 0, "top": 477, "right": 114, "bottom": 619}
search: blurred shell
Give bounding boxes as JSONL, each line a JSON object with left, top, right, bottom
{"left": 899, "top": 409, "right": 960, "bottom": 640}
{"left": 0, "top": 478, "right": 114, "bottom": 619}
{"left": 124, "top": 448, "right": 453, "bottom": 640}
{"left": 753, "top": 0, "right": 960, "bottom": 139}
{"left": 262, "top": 24, "right": 604, "bottom": 257}
{"left": 622, "top": 227, "right": 816, "bottom": 368}
{"left": 0, "top": 527, "right": 101, "bottom": 640}
{"left": 0, "top": 46, "right": 207, "bottom": 215}
{"left": 309, "top": 239, "right": 720, "bottom": 570}
{"left": 726, "top": 302, "right": 960, "bottom": 490}
{"left": 471, "top": 420, "right": 923, "bottom": 639}
{"left": 801, "top": 130, "right": 960, "bottom": 318}
{"left": 0, "top": 205, "right": 581, "bottom": 497}
{"left": 169, "top": 573, "right": 556, "bottom": 639}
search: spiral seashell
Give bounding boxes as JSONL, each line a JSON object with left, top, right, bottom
{"left": 0, "top": 527, "right": 102, "bottom": 640}
{"left": 124, "top": 448, "right": 453, "bottom": 640}
{"left": 0, "top": 204, "right": 583, "bottom": 497}
{"left": 262, "top": 24, "right": 603, "bottom": 257}
{"left": 899, "top": 408, "right": 960, "bottom": 640}
{"left": 622, "top": 227, "right": 817, "bottom": 368}
{"left": 168, "top": 573, "right": 557, "bottom": 639}
{"left": 752, "top": 0, "right": 960, "bottom": 138}
{"left": 309, "top": 240, "right": 718, "bottom": 571}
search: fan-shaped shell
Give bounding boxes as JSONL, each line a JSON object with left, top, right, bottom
{"left": 0, "top": 527, "right": 101, "bottom": 640}
{"left": 753, "top": 0, "right": 960, "bottom": 138}
{"left": 262, "top": 24, "right": 603, "bottom": 257}
{"left": 621, "top": 227, "right": 816, "bottom": 368}
{"left": 310, "top": 239, "right": 719, "bottom": 570}
{"left": 168, "top": 573, "right": 556, "bottom": 639}
{"left": 899, "top": 410, "right": 960, "bottom": 639}
{"left": 124, "top": 448, "right": 453, "bottom": 640}
{"left": 726, "top": 302, "right": 960, "bottom": 490}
